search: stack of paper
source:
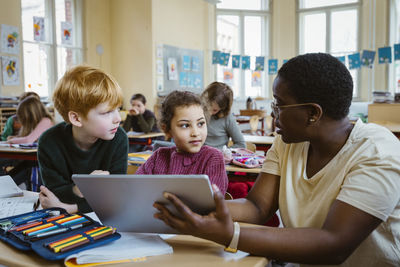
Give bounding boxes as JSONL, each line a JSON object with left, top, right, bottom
{"left": 64, "top": 232, "right": 173, "bottom": 266}
{"left": 128, "top": 152, "right": 152, "bottom": 162}
{"left": 0, "top": 175, "right": 23, "bottom": 198}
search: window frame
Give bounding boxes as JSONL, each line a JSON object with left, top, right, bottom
{"left": 215, "top": 2, "right": 271, "bottom": 100}
{"left": 297, "top": 0, "right": 361, "bottom": 99}
{"left": 21, "top": 0, "right": 84, "bottom": 97}
{"left": 389, "top": 0, "right": 400, "bottom": 94}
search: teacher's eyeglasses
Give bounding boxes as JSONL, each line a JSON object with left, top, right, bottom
{"left": 271, "top": 100, "right": 315, "bottom": 119}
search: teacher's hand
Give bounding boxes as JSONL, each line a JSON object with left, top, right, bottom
{"left": 153, "top": 184, "right": 234, "bottom": 246}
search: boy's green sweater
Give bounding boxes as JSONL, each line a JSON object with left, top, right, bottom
{"left": 38, "top": 122, "right": 128, "bottom": 213}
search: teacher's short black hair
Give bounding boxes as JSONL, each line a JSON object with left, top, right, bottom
{"left": 278, "top": 53, "right": 353, "bottom": 120}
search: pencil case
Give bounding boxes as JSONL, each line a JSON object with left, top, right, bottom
{"left": 0, "top": 207, "right": 121, "bottom": 261}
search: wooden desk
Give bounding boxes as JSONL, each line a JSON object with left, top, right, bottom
{"left": 127, "top": 132, "right": 165, "bottom": 145}
{"left": 225, "top": 165, "right": 261, "bottom": 182}
{"left": 0, "top": 233, "right": 267, "bottom": 267}
{"left": 0, "top": 146, "right": 37, "bottom": 161}
{"left": 243, "top": 135, "right": 274, "bottom": 154}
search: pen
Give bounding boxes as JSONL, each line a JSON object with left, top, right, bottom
{"left": 30, "top": 222, "right": 91, "bottom": 240}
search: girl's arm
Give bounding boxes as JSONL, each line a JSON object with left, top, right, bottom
{"left": 8, "top": 117, "right": 53, "bottom": 144}
{"left": 226, "top": 114, "right": 246, "bottom": 148}
{"left": 2, "top": 116, "right": 15, "bottom": 141}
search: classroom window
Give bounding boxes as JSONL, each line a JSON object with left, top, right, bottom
{"left": 216, "top": 0, "right": 269, "bottom": 99}
{"left": 298, "top": 0, "right": 360, "bottom": 98}
{"left": 21, "top": 0, "right": 83, "bottom": 97}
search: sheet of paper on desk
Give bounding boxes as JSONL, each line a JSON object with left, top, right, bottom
{"left": 219, "top": 249, "right": 249, "bottom": 261}
{"left": 0, "top": 175, "right": 23, "bottom": 198}
{"left": 0, "top": 195, "right": 38, "bottom": 218}
{"left": 127, "top": 131, "right": 145, "bottom": 136}
{"left": 65, "top": 232, "right": 173, "bottom": 265}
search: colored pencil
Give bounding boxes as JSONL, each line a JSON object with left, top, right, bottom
{"left": 47, "top": 234, "right": 83, "bottom": 248}
{"left": 12, "top": 221, "right": 43, "bottom": 232}
{"left": 56, "top": 214, "right": 81, "bottom": 224}
{"left": 59, "top": 238, "right": 90, "bottom": 253}
{"left": 27, "top": 225, "right": 58, "bottom": 236}
{"left": 23, "top": 223, "right": 54, "bottom": 234}
{"left": 53, "top": 237, "right": 88, "bottom": 253}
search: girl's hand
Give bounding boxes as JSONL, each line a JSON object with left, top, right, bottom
{"left": 6, "top": 136, "right": 15, "bottom": 141}
{"left": 129, "top": 107, "right": 139, "bottom": 116}
{"left": 153, "top": 184, "right": 234, "bottom": 246}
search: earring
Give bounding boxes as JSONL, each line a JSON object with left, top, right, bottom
{"left": 309, "top": 118, "right": 315, "bottom": 122}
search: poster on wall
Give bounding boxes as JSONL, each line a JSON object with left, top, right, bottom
{"left": 156, "top": 59, "right": 163, "bottom": 74}
{"left": 61, "top": 21, "right": 73, "bottom": 45}
{"left": 157, "top": 76, "right": 164, "bottom": 92}
{"left": 167, "top": 57, "right": 178, "bottom": 80}
{"left": 182, "top": 55, "right": 191, "bottom": 71}
{"left": 251, "top": 71, "right": 261, "bottom": 87}
{"left": 223, "top": 69, "right": 233, "bottom": 86}
{"left": 191, "top": 56, "right": 200, "bottom": 72}
{"left": 33, "top": 16, "right": 45, "bottom": 42}
{"left": 1, "top": 56, "right": 20, "bottom": 86}
{"left": 1, "top": 24, "right": 20, "bottom": 54}
{"left": 179, "top": 72, "right": 187, "bottom": 87}
{"left": 378, "top": 47, "right": 392, "bottom": 64}
{"left": 361, "top": 50, "right": 376, "bottom": 68}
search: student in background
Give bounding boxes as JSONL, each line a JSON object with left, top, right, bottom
{"left": 1, "top": 91, "right": 40, "bottom": 141}
{"left": 201, "top": 82, "right": 245, "bottom": 150}
{"left": 123, "top": 93, "right": 159, "bottom": 133}
{"left": 153, "top": 53, "right": 400, "bottom": 266}
{"left": 4, "top": 96, "right": 54, "bottom": 188}
{"left": 136, "top": 90, "right": 228, "bottom": 194}
{"left": 38, "top": 65, "right": 128, "bottom": 214}
{"left": 7, "top": 96, "right": 53, "bottom": 144}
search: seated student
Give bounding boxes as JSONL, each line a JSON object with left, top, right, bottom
{"left": 152, "top": 53, "right": 400, "bottom": 266}
{"left": 201, "top": 82, "right": 245, "bottom": 150}
{"left": 1, "top": 91, "right": 40, "bottom": 141}
{"left": 123, "top": 93, "right": 160, "bottom": 133}
{"left": 37, "top": 65, "right": 128, "bottom": 214}
{"left": 136, "top": 90, "right": 228, "bottom": 194}
{"left": 5, "top": 96, "right": 54, "bottom": 188}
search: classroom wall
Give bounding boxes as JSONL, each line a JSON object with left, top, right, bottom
{"left": 0, "top": 0, "right": 24, "bottom": 97}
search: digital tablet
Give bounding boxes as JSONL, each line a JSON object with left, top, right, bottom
{"left": 72, "top": 174, "right": 215, "bottom": 233}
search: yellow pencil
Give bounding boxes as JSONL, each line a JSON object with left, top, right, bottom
{"left": 48, "top": 234, "right": 83, "bottom": 248}
{"left": 23, "top": 223, "right": 54, "bottom": 234}
{"left": 55, "top": 214, "right": 81, "bottom": 224}
{"left": 89, "top": 228, "right": 113, "bottom": 238}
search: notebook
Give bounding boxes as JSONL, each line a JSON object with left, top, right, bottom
{"left": 72, "top": 174, "right": 215, "bottom": 234}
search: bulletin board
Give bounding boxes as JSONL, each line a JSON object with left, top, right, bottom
{"left": 156, "top": 44, "right": 204, "bottom": 96}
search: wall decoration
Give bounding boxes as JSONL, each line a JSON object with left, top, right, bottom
{"left": 182, "top": 55, "right": 191, "bottom": 71}
{"left": 378, "top": 47, "right": 392, "bottom": 64}
{"left": 191, "top": 56, "right": 200, "bottom": 72}
{"left": 167, "top": 57, "right": 178, "bottom": 80}
{"left": 251, "top": 71, "right": 261, "bottom": 87}
{"left": 61, "top": 21, "right": 73, "bottom": 45}
{"left": 223, "top": 69, "right": 233, "bottom": 86}
{"left": 348, "top": 53, "right": 361, "bottom": 69}
{"left": 241, "top": 56, "right": 250, "bottom": 70}
{"left": 232, "top": 55, "right": 241, "bottom": 68}
{"left": 1, "top": 24, "right": 20, "bottom": 54}
{"left": 336, "top": 56, "right": 345, "bottom": 64}
{"left": 255, "top": 56, "right": 265, "bottom": 71}
{"left": 179, "top": 72, "right": 187, "bottom": 87}
{"left": 361, "top": 50, "right": 376, "bottom": 68}
{"left": 212, "top": 51, "right": 220, "bottom": 64}
{"left": 268, "top": 59, "right": 278, "bottom": 75}
{"left": 219, "top": 52, "right": 230, "bottom": 66}
{"left": 2, "top": 56, "right": 19, "bottom": 86}
{"left": 394, "top": 44, "right": 400, "bottom": 61}
{"left": 33, "top": 17, "right": 45, "bottom": 42}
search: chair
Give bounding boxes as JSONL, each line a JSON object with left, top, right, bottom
{"left": 242, "top": 115, "right": 263, "bottom": 135}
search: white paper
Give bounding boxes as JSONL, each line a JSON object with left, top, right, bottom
{"left": 65, "top": 232, "right": 173, "bottom": 264}
{"left": 157, "top": 76, "right": 164, "bottom": 92}
{"left": 2, "top": 56, "right": 20, "bottom": 86}
{"left": 0, "top": 196, "right": 37, "bottom": 218}
{"left": 156, "top": 44, "right": 163, "bottom": 58}
{"left": 219, "top": 249, "right": 249, "bottom": 261}
{"left": 156, "top": 59, "right": 163, "bottom": 74}
{"left": 1, "top": 24, "right": 20, "bottom": 54}
{"left": 0, "top": 175, "right": 23, "bottom": 198}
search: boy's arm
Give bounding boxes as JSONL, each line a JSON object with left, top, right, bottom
{"left": 122, "top": 115, "right": 133, "bottom": 132}
{"left": 38, "top": 143, "right": 91, "bottom": 213}
{"left": 137, "top": 114, "right": 155, "bottom": 133}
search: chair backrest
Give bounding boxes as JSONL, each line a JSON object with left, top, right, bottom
{"left": 245, "top": 142, "right": 256, "bottom": 152}
{"left": 249, "top": 115, "right": 259, "bottom": 133}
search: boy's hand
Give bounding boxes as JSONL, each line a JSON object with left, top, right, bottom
{"left": 129, "top": 107, "right": 139, "bottom": 116}
{"left": 90, "top": 170, "right": 110, "bottom": 175}
{"left": 39, "top": 185, "right": 78, "bottom": 213}
{"left": 39, "top": 185, "right": 64, "bottom": 209}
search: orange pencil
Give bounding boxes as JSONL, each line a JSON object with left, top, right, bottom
{"left": 47, "top": 234, "right": 83, "bottom": 248}
{"left": 55, "top": 214, "right": 81, "bottom": 224}
{"left": 23, "top": 223, "right": 54, "bottom": 234}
